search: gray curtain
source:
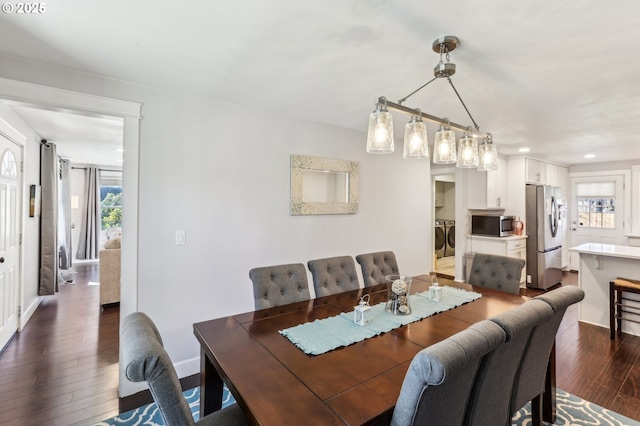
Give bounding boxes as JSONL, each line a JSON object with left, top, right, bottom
{"left": 76, "top": 167, "right": 100, "bottom": 260}
{"left": 58, "top": 159, "right": 72, "bottom": 270}
{"left": 39, "top": 142, "right": 59, "bottom": 295}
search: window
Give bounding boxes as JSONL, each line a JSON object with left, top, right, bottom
{"left": 100, "top": 170, "right": 122, "bottom": 231}
{"left": 577, "top": 198, "right": 615, "bottom": 228}
{"left": 576, "top": 181, "right": 616, "bottom": 229}
{"left": 1, "top": 150, "right": 17, "bottom": 179}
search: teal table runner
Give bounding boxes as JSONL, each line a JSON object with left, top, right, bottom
{"left": 279, "top": 286, "right": 481, "bottom": 355}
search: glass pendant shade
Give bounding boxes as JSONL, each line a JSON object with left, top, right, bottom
{"left": 432, "top": 124, "right": 457, "bottom": 164}
{"left": 403, "top": 116, "right": 429, "bottom": 159}
{"left": 456, "top": 133, "right": 479, "bottom": 168}
{"left": 478, "top": 139, "right": 498, "bottom": 171}
{"left": 366, "top": 105, "right": 394, "bottom": 154}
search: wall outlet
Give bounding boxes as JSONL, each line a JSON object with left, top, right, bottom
{"left": 175, "top": 230, "right": 186, "bottom": 245}
{"left": 526, "top": 274, "right": 531, "bottom": 284}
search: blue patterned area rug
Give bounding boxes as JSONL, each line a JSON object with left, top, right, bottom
{"left": 94, "top": 387, "right": 639, "bottom": 426}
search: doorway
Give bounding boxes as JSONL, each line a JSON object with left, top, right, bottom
{"left": 569, "top": 173, "right": 628, "bottom": 270}
{"left": 433, "top": 173, "right": 456, "bottom": 277}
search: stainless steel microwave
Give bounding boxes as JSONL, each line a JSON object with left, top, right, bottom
{"left": 471, "top": 215, "right": 516, "bottom": 237}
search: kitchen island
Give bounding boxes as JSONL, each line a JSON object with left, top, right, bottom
{"left": 570, "top": 243, "right": 640, "bottom": 337}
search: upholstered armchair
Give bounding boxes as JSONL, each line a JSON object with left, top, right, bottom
{"left": 467, "top": 253, "right": 525, "bottom": 295}
{"left": 391, "top": 320, "right": 506, "bottom": 426}
{"left": 250, "top": 263, "right": 311, "bottom": 310}
{"left": 508, "top": 286, "right": 585, "bottom": 424}
{"left": 465, "top": 299, "right": 554, "bottom": 425}
{"left": 307, "top": 255, "right": 360, "bottom": 297}
{"left": 121, "top": 312, "right": 249, "bottom": 426}
{"left": 99, "top": 239, "right": 121, "bottom": 307}
{"left": 355, "top": 251, "right": 399, "bottom": 287}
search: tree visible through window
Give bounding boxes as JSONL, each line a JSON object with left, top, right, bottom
{"left": 101, "top": 187, "right": 122, "bottom": 230}
{"left": 577, "top": 198, "right": 615, "bottom": 228}
{"left": 100, "top": 169, "right": 122, "bottom": 232}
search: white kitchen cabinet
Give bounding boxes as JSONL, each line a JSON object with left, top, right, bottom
{"left": 546, "top": 163, "right": 558, "bottom": 186}
{"left": 526, "top": 158, "right": 546, "bottom": 184}
{"left": 486, "top": 158, "right": 508, "bottom": 208}
{"left": 466, "top": 235, "right": 528, "bottom": 284}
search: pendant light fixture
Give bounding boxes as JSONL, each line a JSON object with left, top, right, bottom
{"left": 478, "top": 134, "right": 499, "bottom": 171}
{"left": 403, "top": 109, "right": 429, "bottom": 159}
{"left": 365, "top": 35, "right": 498, "bottom": 171}
{"left": 432, "top": 119, "right": 457, "bottom": 164}
{"left": 366, "top": 97, "right": 394, "bottom": 154}
{"left": 457, "top": 127, "right": 480, "bottom": 168}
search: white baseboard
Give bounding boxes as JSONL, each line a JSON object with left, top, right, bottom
{"left": 175, "top": 356, "right": 200, "bottom": 380}
{"left": 19, "top": 296, "right": 43, "bottom": 331}
{"left": 119, "top": 355, "right": 200, "bottom": 397}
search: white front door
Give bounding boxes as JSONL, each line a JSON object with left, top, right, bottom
{"left": 569, "top": 174, "right": 626, "bottom": 270}
{"left": 0, "top": 134, "right": 21, "bottom": 351}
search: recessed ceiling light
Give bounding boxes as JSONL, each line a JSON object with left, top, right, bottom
{"left": 518, "top": 148, "right": 530, "bottom": 153}
{"left": 584, "top": 154, "right": 596, "bottom": 159}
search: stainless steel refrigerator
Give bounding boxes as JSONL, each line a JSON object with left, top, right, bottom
{"left": 525, "top": 184, "right": 563, "bottom": 289}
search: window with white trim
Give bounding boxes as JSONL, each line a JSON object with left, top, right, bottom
{"left": 576, "top": 181, "right": 615, "bottom": 229}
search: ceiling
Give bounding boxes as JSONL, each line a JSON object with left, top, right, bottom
{"left": 8, "top": 105, "right": 124, "bottom": 166}
{"left": 1, "top": 0, "right": 640, "bottom": 166}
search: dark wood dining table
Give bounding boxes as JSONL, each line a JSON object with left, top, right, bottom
{"left": 193, "top": 275, "right": 556, "bottom": 425}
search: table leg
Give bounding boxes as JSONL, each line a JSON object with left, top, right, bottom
{"left": 200, "top": 348, "right": 223, "bottom": 418}
{"left": 542, "top": 342, "right": 556, "bottom": 423}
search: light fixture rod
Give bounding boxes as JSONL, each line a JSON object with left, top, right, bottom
{"left": 446, "top": 77, "right": 480, "bottom": 131}
{"left": 398, "top": 76, "right": 438, "bottom": 105}
{"left": 377, "top": 96, "right": 488, "bottom": 139}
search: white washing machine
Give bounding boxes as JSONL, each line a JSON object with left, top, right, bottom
{"left": 444, "top": 220, "right": 455, "bottom": 257}
{"left": 435, "top": 220, "right": 446, "bottom": 258}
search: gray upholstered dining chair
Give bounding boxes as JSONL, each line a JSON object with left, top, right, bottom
{"left": 307, "top": 255, "right": 360, "bottom": 297}
{"left": 467, "top": 253, "right": 525, "bottom": 295}
{"left": 506, "top": 286, "right": 585, "bottom": 425}
{"left": 355, "top": 251, "right": 400, "bottom": 287}
{"left": 464, "top": 299, "right": 554, "bottom": 426}
{"left": 121, "top": 312, "right": 249, "bottom": 426}
{"left": 391, "top": 320, "right": 506, "bottom": 426}
{"left": 249, "top": 263, "right": 311, "bottom": 310}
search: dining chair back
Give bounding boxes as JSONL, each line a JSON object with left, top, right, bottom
{"left": 121, "top": 312, "right": 248, "bottom": 426}
{"left": 467, "top": 253, "right": 525, "bottom": 295}
{"left": 249, "top": 263, "right": 311, "bottom": 310}
{"left": 307, "top": 255, "right": 360, "bottom": 297}
{"left": 391, "top": 320, "right": 506, "bottom": 426}
{"left": 355, "top": 251, "right": 400, "bottom": 287}
{"left": 510, "top": 286, "right": 585, "bottom": 421}
{"left": 464, "top": 299, "right": 554, "bottom": 426}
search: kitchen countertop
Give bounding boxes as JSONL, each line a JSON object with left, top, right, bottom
{"left": 466, "top": 234, "right": 527, "bottom": 241}
{"left": 569, "top": 242, "right": 640, "bottom": 260}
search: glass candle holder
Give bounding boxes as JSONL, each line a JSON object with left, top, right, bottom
{"left": 385, "top": 275, "right": 412, "bottom": 315}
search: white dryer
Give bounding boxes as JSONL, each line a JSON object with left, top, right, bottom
{"left": 445, "top": 220, "right": 455, "bottom": 257}
{"left": 435, "top": 220, "right": 446, "bottom": 258}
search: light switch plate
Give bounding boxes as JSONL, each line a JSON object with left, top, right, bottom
{"left": 176, "top": 230, "right": 186, "bottom": 245}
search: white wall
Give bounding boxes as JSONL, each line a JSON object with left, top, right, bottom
{"left": 0, "top": 54, "right": 432, "bottom": 391}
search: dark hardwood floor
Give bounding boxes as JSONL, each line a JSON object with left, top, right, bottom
{"left": 0, "top": 266, "right": 639, "bottom": 425}
{"left": 0, "top": 263, "right": 120, "bottom": 426}
{"left": 552, "top": 274, "right": 640, "bottom": 421}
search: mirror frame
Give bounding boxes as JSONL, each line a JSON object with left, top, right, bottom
{"left": 290, "top": 154, "right": 359, "bottom": 215}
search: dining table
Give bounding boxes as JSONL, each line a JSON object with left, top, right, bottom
{"left": 193, "top": 275, "right": 556, "bottom": 425}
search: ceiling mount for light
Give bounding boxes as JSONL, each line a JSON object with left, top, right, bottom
{"left": 432, "top": 35, "right": 458, "bottom": 78}
{"left": 366, "top": 35, "right": 498, "bottom": 171}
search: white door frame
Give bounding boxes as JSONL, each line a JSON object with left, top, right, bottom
{"left": 569, "top": 170, "right": 630, "bottom": 270}
{"left": 0, "top": 77, "right": 141, "bottom": 396}
{"left": 0, "top": 128, "right": 23, "bottom": 350}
